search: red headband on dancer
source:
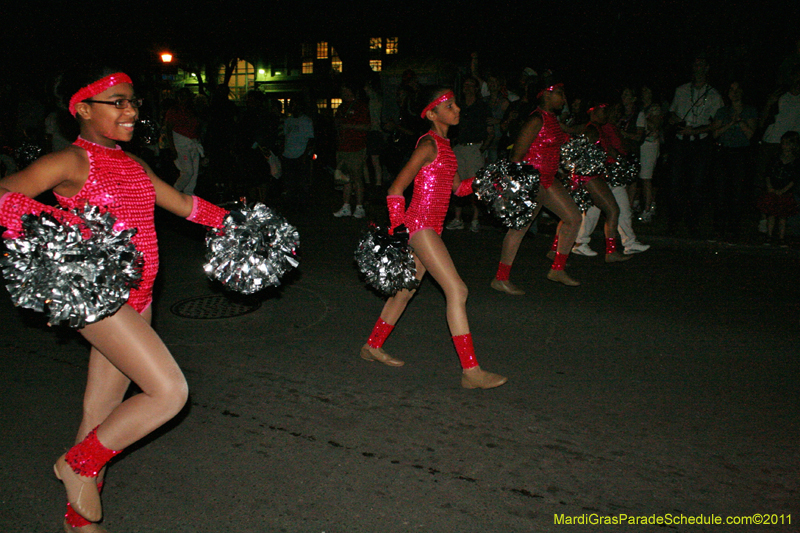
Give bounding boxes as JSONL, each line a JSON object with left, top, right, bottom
{"left": 68, "top": 73, "right": 133, "bottom": 116}
{"left": 420, "top": 90, "right": 455, "bottom": 119}
{"left": 588, "top": 103, "right": 609, "bottom": 113}
{"left": 536, "top": 83, "right": 564, "bottom": 99}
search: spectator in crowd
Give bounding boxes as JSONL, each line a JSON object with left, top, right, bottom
{"left": 710, "top": 81, "right": 757, "bottom": 242}
{"left": 667, "top": 54, "right": 724, "bottom": 235}
{"left": 447, "top": 76, "right": 492, "bottom": 232}
{"left": 282, "top": 97, "right": 315, "bottom": 212}
{"left": 757, "top": 130, "right": 800, "bottom": 246}
{"left": 633, "top": 85, "right": 664, "bottom": 222}
{"left": 333, "top": 81, "right": 370, "bottom": 219}
{"left": 364, "top": 77, "right": 385, "bottom": 188}
{"left": 165, "top": 88, "right": 204, "bottom": 195}
{"left": 757, "top": 66, "right": 800, "bottom": 232}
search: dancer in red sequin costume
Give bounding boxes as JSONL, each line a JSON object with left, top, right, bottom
{"left": 575, "top": 103, "right": 634, "bottom": 262}
{"left": 0, "top": 68, "right": 229, "bottom": 533}
{"left": 361, "top": 87, "right": 507, "bottom": 390}
{"left": 491, "top": 83, "right": 583, "bottom": 294}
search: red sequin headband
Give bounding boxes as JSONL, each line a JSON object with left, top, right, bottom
{"left": 69, "top": 72, "right": 133, "bottom": 116}
{"left": 420, "top": 90, "right": 455, "bottom": 119}
{"left": 536, "top": 83, "right": 564, "bottom": 99}
{"left": 588, "top": 103, "right": 609, "bottom": 113}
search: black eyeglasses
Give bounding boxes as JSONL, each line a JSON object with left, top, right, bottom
{"left": 83, "top": 98, "right": 143, "bottom": 110}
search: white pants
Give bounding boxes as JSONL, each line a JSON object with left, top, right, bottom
{"left": 576, "top": 184, "right": 637, "bottom": 248}
{"left": 173, "top": 132, "right": 204, "bottom": 195}
{"left": 639, "top": 140, "right": 660, "bottom": 180}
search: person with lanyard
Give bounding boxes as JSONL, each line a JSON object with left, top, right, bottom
{"left": 666, "top": 54, "right": 723, "bottom": 235}
{"left": 490, "top": 82, "right": 583, "bottom": 294}
{"left": 359, "top": 87, "right": 507, "bottom": 390}
{"left": 0, "top": 66, "right": 230, "bottom": 532}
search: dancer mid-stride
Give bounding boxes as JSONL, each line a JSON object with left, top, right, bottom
{"left": 491, "top": 83, "right": 583, "bottom": 294}
{"left": 360, "top": 87, "right": 507, "bottom": 390}
{"left": 0, "top": 67, "right": 229, "bottom": 532}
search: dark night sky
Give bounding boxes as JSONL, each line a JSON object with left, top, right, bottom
{"left": 3, "top": 0, "right": 797, "bottom": 101}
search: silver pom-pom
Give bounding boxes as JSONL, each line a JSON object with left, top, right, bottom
{"left": 558, "top": 171, "right": 594, "bottom": 213}
{"left": 204, "top": 203, "right": 299, "bottom": 294}
{"left": 474, "top": 159, "right": 541, "bottom": 230}
{"left": 1, "top": 204, "right": 143, "bottom": 328}
{"left": 560, "top": 136, "right": 606, "bottom": 176}
{"left": 136, "top": 119, "right": 160, "bottom": 145}
{"left": 355, "top": 224, "right": 419, "bottom": 297}
{"left": 605, "top": 156, "right": 640, "bottom": 188}
{"left": 14, "top": 143, "right": 44, "bottom": 169}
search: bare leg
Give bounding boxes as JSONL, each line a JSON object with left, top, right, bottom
{"left": 410, "top": 230, "right": 506, "bottom": 388}
{"left": 498, "top": 204, "right": 542, "bottom": 265}
{"left": 78, "top": 305, "right": 188, "bottom": 451}
{"left": 410, "top": 230, "right": 469, "bottom": 335}
{"left": 585, "top": 178, "right": 620, "bottom": 240}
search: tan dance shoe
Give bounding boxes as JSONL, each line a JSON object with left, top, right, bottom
{"left": 63, "top": 520, "right": 110, "bottom": 533}
{"left": 54, "top": 456, "right": 102, "bottom": 523}
{"left": 605, "top": 251, "right": 633, "bottom": 263}
{"left": 547, "top": 269, "right": 580, "bottom": 286}
{"left": 461, "top": 367, "right": 508, "bottom": 389}
{"left": 490, "top": 279, "right": 525, "bottom": 295}
{"left": 360, "top": 344, "right": 405, "bottom": 367}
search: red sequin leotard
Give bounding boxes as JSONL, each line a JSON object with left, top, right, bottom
{"left": 403, "top": 131, "right": 458, "bottom": 236}
{"left": 523, "top": 109, "right": 569, "bottom": 189}
{"left": 55, "top": 138, "right": 158, "bottom": 313}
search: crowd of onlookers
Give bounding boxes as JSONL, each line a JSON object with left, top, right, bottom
{"left": 2, "top": 40, "right": 799, "bottom": 245}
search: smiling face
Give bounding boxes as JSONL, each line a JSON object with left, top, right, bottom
{"left": 75, "top": 82, "right": 138, "bottom": 146}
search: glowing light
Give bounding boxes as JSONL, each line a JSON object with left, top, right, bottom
{"left": 160, "top": 52, "right": 173, "bottom": 63}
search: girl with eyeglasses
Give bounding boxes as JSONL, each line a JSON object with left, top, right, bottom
{"left": 0, "top": 66, "right": 230, "bottom": 532}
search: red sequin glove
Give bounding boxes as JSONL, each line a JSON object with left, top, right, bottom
{"left": 0, "top": 191, "right": 87, "bottom": 239}
{"left": 454, "top": 177, "right": 474, "bottom": 197}
{"left": 386, "top": 195, "right": 405, "bottom": 235}
{"left": 186, "top": 196, "right": 229, "bottom": 229}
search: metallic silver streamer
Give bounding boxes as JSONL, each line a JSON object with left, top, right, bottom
{"left": 354, "top": 224, "right": 419, "bottom": 297}
{"left": 204, "top": 203, "right": 300, "bottom": 294}
{"left": 14, "top": 143, "right": 44, "bottom": 169}
{"left": 605, "top": 156, "right": 641, "bottom": 188}
{"left": 473, "top": 160, "right": 541, "bottom": 230}
{"left": 560, "top": 136, "right": 606, "bottom": 176}
{"left": 1, "top": 204, "right": 143, "bottom": 328}
{"left": 136, "top": 119, "right": 160, "bottom": 145}
{"left": 558, "top": 171, "right": 594, "bottom": 213}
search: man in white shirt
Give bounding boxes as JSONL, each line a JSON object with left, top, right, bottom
{"left": 667, "top": 55, "right": 723, "bottom": 234}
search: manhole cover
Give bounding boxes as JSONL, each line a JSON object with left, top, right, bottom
{"left": 170, "top": 295, "right": 261, "bottom": 320}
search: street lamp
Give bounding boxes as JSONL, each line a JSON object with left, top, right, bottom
{"left": 160, "top": 52, "right": 173, "bottom": 64}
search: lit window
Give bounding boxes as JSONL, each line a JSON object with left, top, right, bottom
{"left": 331, "top": 48, "right": 342, "bottom": 72}
{"left": 302, "top": 43, "right": 315, "bottom": 59}
{"left": 302, "top": 61, "right": 313, "bottom": 74}
{"left": 317, "top": 42, "right": 328, "bottom": 59}
{"left": 370, "top": 60, "right": 382, "bottom": 72}
{"left": 370, "top": 37, "right": 382, "bottom": 50}
{"left": 316, "top": 99, "right": 328, "bottom": 111}
{"left": 330, "top": 98, "right": 343, "bottom": 111}
{"left": 218, "top": 59, "right": 256, "bottom": 101}
{"left": 386, "top": 37, "right": 399, "bottom": 55}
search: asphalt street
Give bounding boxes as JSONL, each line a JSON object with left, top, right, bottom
{"left": 1, "top": 190, "right": 798, "bottom": 533}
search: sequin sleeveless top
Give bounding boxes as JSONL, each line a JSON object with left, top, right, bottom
{"left": 55, "top": 137, "right": 158, "bottom": 313}
{"left": 523, "top": 109, "right": 569, "bottom": 189}
{"left": 404, "top": 131, "right": 458, "bottom": 236}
